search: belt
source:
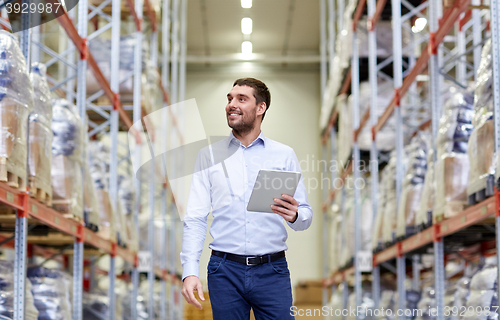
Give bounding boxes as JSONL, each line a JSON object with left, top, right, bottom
{"left": 212, "top": 250, "right": 285, "bottom": 266}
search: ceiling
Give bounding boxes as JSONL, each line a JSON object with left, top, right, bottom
{"left": 187, "top": 0, "right": 320, "bottom": 57}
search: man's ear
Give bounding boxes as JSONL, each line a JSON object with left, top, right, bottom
{"left": 257, "top": 102, "right": 266, "bottom": 116}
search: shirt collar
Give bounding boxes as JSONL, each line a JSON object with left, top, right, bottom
{"left": 228, "top": 130, "right": 266, "bottom": 148}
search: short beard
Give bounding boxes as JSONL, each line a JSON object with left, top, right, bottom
{"left": 228, "top": 113, "right": 256, "bottom": 136}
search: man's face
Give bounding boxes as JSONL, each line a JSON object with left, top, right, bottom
{"left": 226, "top": 85, "right": 264, "bottom": 133}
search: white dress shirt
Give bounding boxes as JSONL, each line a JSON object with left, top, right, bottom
{"left": 180, "top": 131, "right": 313, "bottom": 280}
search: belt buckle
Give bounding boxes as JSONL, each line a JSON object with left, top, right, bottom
{"left": 246, "top": 256, "right": 257, "bottom": 266}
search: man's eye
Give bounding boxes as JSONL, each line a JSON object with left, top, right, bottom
{"left": 239, "top": 98, "right": 245, "bottom": 102}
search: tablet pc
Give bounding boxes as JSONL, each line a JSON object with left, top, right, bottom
{"left": 246, "top": 169, "right": 301, "bottom": 213}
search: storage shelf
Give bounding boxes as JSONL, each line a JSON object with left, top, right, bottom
{"left": 325, "top": 196, "right": 498, "bottom": 285}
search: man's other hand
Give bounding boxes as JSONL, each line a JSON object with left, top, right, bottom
{"left": 271, "top": 194, "right": 299, "bottom": 223}
{"left": 181, "top": 275, "right": 205, "bottom": 310}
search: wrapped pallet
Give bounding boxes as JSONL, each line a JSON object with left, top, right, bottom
{"left": 337, "top": 94, "right": 351, "bottom": 167}
{"left": 382, "top": 152, "right": 399, "bottom": 245}
{"left": 434, "top": 89, "right": 474, "bottom": 221}
{"left": 0, "top": 261, "right": 38, "bottom": 319}
{"left": 0, "top": 31, "right": 33, "bottom": 191}
{"left": 88, "top": 142, "right": 118, "bottom": 242}
{"left": 468, "top": 39, "right": 496, "bottom": 199}
{"left": 118, "top": 174, "right": 137, "bottom": 251}
{"left": 29, "top": 63, "right": 53, "bottom": 205}
{"left": 372, "top": 172, "right": 387, "bottom": 251}
{"left": 87, "top": 36, "right": 149, "bottom": 101}
{"left": 27, "top": 266, "right": 72, "bottom": 320}
{"left": 51, "top": 99, "right": 83, "bottom": 218}
{"left": 416, "top": 148, "right": 435, "bottom": 231}
{"left": 396, "top": 133, "right": 429, "bottom": 239}
{"left": 82, "top": 292, "right": 123, "bottom": 320}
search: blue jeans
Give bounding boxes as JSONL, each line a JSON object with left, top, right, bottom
{"left": 207, "top": 254, "right": 294, "bottom": 320}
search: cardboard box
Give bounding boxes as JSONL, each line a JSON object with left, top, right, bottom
{"left": 293, "top": 304, "right": 324, "bottom": 320}
{"left": 294, "top": 280, "right": 329, "bottom": 305}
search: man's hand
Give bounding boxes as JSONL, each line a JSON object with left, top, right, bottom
{"left": 271, "top": 194, "right": 299, "bottom": 223}
{"left": 182, "top": 275, "right": 205, "bottom": 310}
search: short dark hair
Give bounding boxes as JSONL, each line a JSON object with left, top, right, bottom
{"left": 233, "top": 78, "right": 271, "bottom": 121}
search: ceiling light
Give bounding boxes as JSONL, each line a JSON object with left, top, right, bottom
{"left": 242, "top": 41, "right": 252, "bottom": 57}
{"left": 241, "top": 17, "right": 252, "bottom": 35}
{"left": 241, "top": 0, "right": 252, "bottom": 8}
{"left": 412, "top": 17, "right": 427, "bottom": 33}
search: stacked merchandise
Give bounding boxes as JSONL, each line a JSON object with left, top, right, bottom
{"left": 87, "top": 36, "right": 149, "bottom": 101}
{"left": 0, "top": 261, "right": 38, "bottom": 319}
{"left": 27, "top": 266, "right": 72, "bottom": 320}
{"left": 139, "top": 205, "right": 165, "bottom": 269}
{"left": 468, "top": 39, "right": 496, "bottom": 201}
{"left": 372, "top": 163, "right": 390, "bottom": 252}
{"left": 377, "top": 290, "right": 396, "bottom": 320}
{"left": 28, "top": 63, "right": 53, "bottom": 204}
{"left": 82, "top": 292, "right": 123, "bottom": 319}
{"left": 80, "top": 117, "right": 100, "bottom": 231}
{"left": 328, "top": 193, "right": 342, "bottom": 273}
{"left": 118, "top": 174, "right": 138, "bottom": 251}
{"left": 415, "top": 144, "right": 435, "bottom": 231}
{"left": 336, "top": 95, "right": 351, "bottom": 166}
{"left": 0, "top": 31, "right": 33, "bottom": 190}
{"left": 121, "top": 290, "right": 148, "bottom": 320}
{"left": 461, "top": 257, "right": 499, "bottom": 320}
{"left": 339, "top": 187, "right": 354, "bottom": 268}
{"left": 51, "top": 98, "right": 83, "bottom": 218}
{"left": 142, "top": 61, "right": 164, "bottom": 115}
{"left": 396, "top": 133, "right": 429, "bottom": 240}
{"left": 381, "top": 152, "right": 400, "bottom": 246}
{"left": 327, "top": 286, "right": 344, "bottom": 320}
{"left": 434, "top": 88, "right": 474, "bottom": 221}
{"left": 357, "top": 82, "right": 397, "bottom": 152}
{"left": 88, "top": 141, "right": 126, "bottom": 244}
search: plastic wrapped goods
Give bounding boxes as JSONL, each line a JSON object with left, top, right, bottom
{"left": 51, "top": 99, "right": 83, "bottom": 217}
{"left": 27, "top": 266, "right": 72, "bottom": 320}
{"left": 0, "top": 261, "right": 38, "bottom": 320}
{"left": 381, "top": 152, "right": 400, "bottom": 245}
{"left": 396, "top": 133, "right": 429, "bottom": 239}
{"left": 468, "top": 39, "right": 495, "bottom": 196}
{"left": 82, "top": 293, "right": 123, "bottom": 320}
{"left": 83, "top": 163, "right": 100, "bottom": 231}
{"left": 0, "top": 31, "right": 34, "bottom": 189}
{"left": 121, "top": 291, "right": 148, "bottom": 320}
{"left": 142, "top": 61, "right": 163, "bottom": 115}
{"left": 86, "top": 36, "right": 149, "bottom": 99}
{"left": 434, "top": 89, "right": 474, "bottom": 220}
{"left": 416, "top": 148, "right": 435, "bottom": 230}
{"left": 336, "top": 94, "right": 352, "bottom": 166}
{"left": 88, "top": 142, "right": 118, "bottom": 241}
{"left": 29, "top": 63, "right": 53, "bottom": 201}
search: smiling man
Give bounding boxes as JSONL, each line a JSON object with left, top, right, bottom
{"left": 181, "top": 78, "right": 313, "bottom": 320}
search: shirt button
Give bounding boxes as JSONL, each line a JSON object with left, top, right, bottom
{"left": 247, "top": 240, "right": 250, "bottom": 243}
{"left": 247, "top": 220, "right": 250, "bottom": 224}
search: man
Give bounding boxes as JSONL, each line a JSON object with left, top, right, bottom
{"left": 181, "top": 78, "right": 313, "bottom": 320}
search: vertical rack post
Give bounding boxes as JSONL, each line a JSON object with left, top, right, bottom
{"left": 109, "top": 0, "right": 121, "bottom": 315}
{"left": 132, "top": 0, "right": 144, "bottom": 315}
{"left": 367, "top": 0, "right": 380, "bottom": 309}
{"left": 162, "top": 0, "right": 171, "bottom": 91}
{"left": 428, "top": 0, "right": 445, "bottom": 318}
{"left": 327, "top": 0, "right": 335, "bottom": 74}
{"left": 13, "top": 197, "right": 28, "bottom": 320}
{"left": 391, "top": 0, "right": 406, "bottom": 315}
{"left": 472, "top": 0, "right": 482, "bottom": 80}
{"left": 74, "top": 0, "right": 89, "bottom": 317}
{"left": 14, "top": 9, "right": 31, "bottom": 319}
{"left": 321, "top": 144, "right": 329, "bottom": 306}
{"left": 160, "top": 187, "right": 168, "bottom": 320}
{"left": 320, "top": 0, "right": 327, "bottom": 98}
{"left": 170, "top": 0, "right": 180, "bottom": 317}
{"left": 351, "top": 24, "right": 362, "bottom": 310}
{"left": 179, "top": 0, "right": 187, "bottom": 103}
{"left": 148, "top": 147, "right": 156, "bottom": 319}
{"left": 490, "top": 0, "right": 500, "bottom": 305}
{"left": 329, "top": 127, "right": 337, "bottom": 299}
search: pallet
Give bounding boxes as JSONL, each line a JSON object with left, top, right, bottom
{"left": 468, "top": 175, "right": 495, "bottom": 205}
{"left": 28, "top": 179, "right": 52, "bottom": 207}
{"left": 0, "top": 158, "right": 26, "bottom": 191}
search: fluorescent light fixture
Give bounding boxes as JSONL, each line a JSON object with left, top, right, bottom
{"left": 412, "top": 17, "right": 427, "bottom": 33}
{"left": 241, "top": 17, "right": 252, "bottom": 35}
{"left": 242, "top": 41, "right": 253, "bottom": 56}
{"left": 241, "top": 0, "right": 252, "bottom": 8}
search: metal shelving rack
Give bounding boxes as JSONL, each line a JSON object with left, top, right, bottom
{"left": 321, "top": 0, "right": 499, "bottom": 318}
{"left": 0, "top": 0, "right": 187, "bottom": 317}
